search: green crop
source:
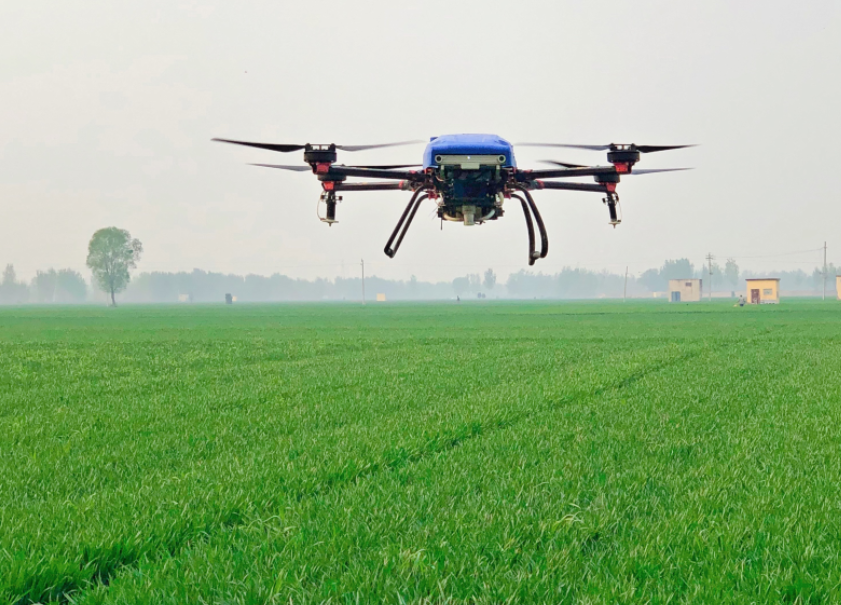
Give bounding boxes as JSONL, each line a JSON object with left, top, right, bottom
{"left": 1, "top": 301, "right": 840, "bottom": 604}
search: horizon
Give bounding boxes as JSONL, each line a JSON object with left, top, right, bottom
{"left": 2, "top": 2, "right": 840, "bottom": 284}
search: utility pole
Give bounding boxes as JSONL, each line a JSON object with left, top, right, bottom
{"left": 706, "top": 253, "right": 714, "bottom": 302}
{"left": 361, "top": 259, "right": 366, "bottom": 304}
{"left": 823, "top": 241, "right": 827, "bottom": 301}
{"left": 623, "top": 266, "right": 628, "bottom": 302}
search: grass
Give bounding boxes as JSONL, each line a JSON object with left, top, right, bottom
{"left": 1, "top": 300, "right": 840, "bottom": 604}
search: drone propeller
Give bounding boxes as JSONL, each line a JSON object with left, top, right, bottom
{"left": 629, "top": 167, "right": 693, "bottom": 175}
{"left": 213, "top": 138, "right": 423, "bottom": 153}
{"left": 521, "top": 143, "right": 695, "bottom": 153}
{"left": 541, "top": 160, "right": 587, "bottom": 168}
{"left": 250, "top": 163, "right": 421, "bottom": 172}
{"left": 541, "top": 160, "right": 692, "bottom": 175}
{"left": 250, "top": 163, "right": 311, "bottom": 171}
{"left": 343, "top": 164, "right": 421, "bottom": 170}
{"left": 336, "top": 142, "right": 423, "bottom": 152}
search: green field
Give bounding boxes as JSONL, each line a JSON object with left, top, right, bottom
{"left": 2, "top": 300, "right": 841, "bottom": 604}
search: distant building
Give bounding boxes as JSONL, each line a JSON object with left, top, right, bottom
{"left": 837, "top": 276, "right": 841, "bottom": 300}
{"left": 745, "top": 278, "right": 780, "bottom": 304}
{"left": 376, "top": 293, "right": 386, "bottom": 302}
{"left": 668, "top": 278, "right": 703, "bottom": 302}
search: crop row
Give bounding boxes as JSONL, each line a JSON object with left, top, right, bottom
{"left": 74, "top": 332, "right": 841, "bottom": 604}
{"left": 0, "top": 302, "right": 834, "bottom": 603}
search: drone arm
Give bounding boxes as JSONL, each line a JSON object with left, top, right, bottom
{"left": 328, "top": 166, "right": 421, "bottom": 180}
{"left": 334, "top": 181, "right": 414, "bottom": 192}
{"left": 525, "top": 180, "right": 610, "bottom": 193}
{"left": 516, "top": 166, "right": 618, "bottom": 180}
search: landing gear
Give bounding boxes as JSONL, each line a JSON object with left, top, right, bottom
{"left": 383, "top": 189, "right": 427, "bottom": 258}
{"left": 512, "top": 186, "right": 548, "bottom": 265}
{"left": 514, "top": 194, "right": 537, "bottom": 266}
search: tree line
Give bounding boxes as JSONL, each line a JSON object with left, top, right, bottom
{"left": 1, "top": 223, "right": 838, "bottom": 305}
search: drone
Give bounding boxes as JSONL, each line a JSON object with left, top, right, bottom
{"left": 212, "top": 134, "right": 692, "bottom": 265}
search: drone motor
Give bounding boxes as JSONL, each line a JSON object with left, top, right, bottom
{"left": 606, "top": 147, "right": 641, "bottom": 172}
{"left": 304, "top": 144, "right": 338, "bottom": 171}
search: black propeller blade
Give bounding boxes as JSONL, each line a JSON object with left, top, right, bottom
{"left": 635, "top": 145, "right": 695, "bottom": 153}
{"left": 628, "top": 167, "right": 693, "bottom": 175}
{"left": 336, "top": 141, "right": 423, "bottom": 152}
{"left": 250, "top": 163, "right": 422, "bottom": 172}
{"left": 523, "top": 143, "right": 609, "bottom": 151}
{"left": 541, "top": 160, "right": 692, "bottom": 175}
{"left": 541, "top": 160, "right": 587, "bottom": 168}
{"left": 521, "top": 143, "right": 695, "bottom": 153}
{"left": 249, "top": 163, "right": 311, "bottom": 171}
{"left": 213, "top": 138, "right": 423, "bottom": 153}
{"left": 342, "top": 164, "right": 421, "bottom": 170}
{"left": 213, "top": 139, "right": 306, "bottom": 153}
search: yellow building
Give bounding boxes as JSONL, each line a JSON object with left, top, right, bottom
{"left": 376, "top": 293, "right": 387, "bottom": 302}
{"left": 745, "top": 278, "right": 780, "bottom": 304}
{"left": 837, "top": 276, "right": 841, "bottom": 300}
{"left": 668, "top": 278, "right": 703, "bottom": 302}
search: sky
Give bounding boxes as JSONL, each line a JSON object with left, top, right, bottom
{"left": 2, "top": 0, "right": 840, "bottom": 283}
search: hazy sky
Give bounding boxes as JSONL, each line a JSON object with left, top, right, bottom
{"left": 2, "top": 1, "right": 840, "bottom": 282}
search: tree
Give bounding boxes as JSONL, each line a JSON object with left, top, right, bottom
{"left": 638, "top": 267, "right": 663, "bottom": 293}
{"left": 32, "top": 269, "right": 58, "bottom": 303}
{"left": 0, "top": 264, "right": 29, "bottom": 305}
{"left": 31, "top": 268, "right": 87, "bottom": 303}
{"left": 660, "top": 258, "right": 694, "bottom": 281}
{"left": 452, "top": 276, "right": 468, "bottom": 297}
{"left": 638, "top": 259, "right": 695, "bottom": 293}
{"left": 483, "top": 268, "right": 496, "bottom": 291}
{"left": 56, "top": 269, "right": 88, "bottom": 303}
{"left": 86, "top": 227, "right": 142, "bottom": 306}
{"left": 724, "top": 258, "right": 739, "bottom": 291}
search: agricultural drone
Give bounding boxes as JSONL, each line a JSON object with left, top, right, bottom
{"left": 213, "top": 134, "right": 693, "bottom": 265}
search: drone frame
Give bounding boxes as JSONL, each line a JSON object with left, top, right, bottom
{"left": 213, "top": 138, "right": 691, "bottom": 265}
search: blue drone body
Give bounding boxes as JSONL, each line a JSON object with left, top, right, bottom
{"left": 422, "top": 134, "right": 516, "bottom": 169}
{"left": 213, "top": 133, "right": 692, "bottom": 264}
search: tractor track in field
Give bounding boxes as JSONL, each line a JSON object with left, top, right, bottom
{"left": 7, "top": 338, "right": 744, "bottom": 605}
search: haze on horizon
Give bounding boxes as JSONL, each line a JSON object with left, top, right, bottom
{"left": 2, "top": 1, "right": 840, "bottom": 284}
